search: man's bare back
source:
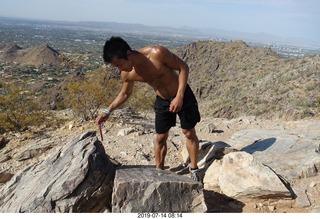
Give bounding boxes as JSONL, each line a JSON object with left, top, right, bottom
{"left": 113, "top": 46, "right": 188, "bottom": 100}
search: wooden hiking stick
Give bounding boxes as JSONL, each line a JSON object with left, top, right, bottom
{"left": 98, "top": 125, "right": 103, "bottom": 141}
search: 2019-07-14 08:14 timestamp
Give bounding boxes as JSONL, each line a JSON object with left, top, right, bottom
{"left": 137, "top": 213, "right": 183, "bottom": 218}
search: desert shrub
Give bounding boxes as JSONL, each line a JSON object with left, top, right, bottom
{"left": 0, "top": 83, "right": 50, "bottom": 131}
{"left": 65, "top": 76, "right": 156, "bottom": 120}
{"left": 301, "top": 108, "right": 314, "bottom": 118}
{"left": 65, "top": 76, "right": 121, "bottom": 120}
{"left": 126, "top": 83, "right": 155, "bottom": 112}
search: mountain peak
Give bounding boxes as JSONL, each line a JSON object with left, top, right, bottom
{"left": 0, "top": 43, "right": 62, "bottom": 67}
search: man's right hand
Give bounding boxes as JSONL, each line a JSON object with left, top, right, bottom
{"left": 95, "top": 112, "right": 109, "bottom": 126}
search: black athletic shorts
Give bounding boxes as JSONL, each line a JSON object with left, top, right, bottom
{"left": 154, "top": 84, "right": 201, "bottom": 134}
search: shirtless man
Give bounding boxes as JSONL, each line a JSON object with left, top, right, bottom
{"left": 95, "top": 36, "right": 201, "bottom": 181}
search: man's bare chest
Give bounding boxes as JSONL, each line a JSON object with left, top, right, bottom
{"left": 129, "top": 61, "right": 169, "bottom": 82}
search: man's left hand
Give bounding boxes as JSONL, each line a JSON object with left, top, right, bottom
{"left": 169, "top": 97, "right": 183, "bottom": 113}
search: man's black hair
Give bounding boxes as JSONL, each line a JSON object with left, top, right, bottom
{"left": 103, "top": 36, "right": 132, "bottom": 63}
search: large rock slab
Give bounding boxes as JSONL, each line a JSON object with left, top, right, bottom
{"left": 227, "top": 128, "right": 320, "bottom": 180}
{"left": 254, "top": 139, "right": 320, "bottom": 179}
{"left": 112, "top": 166, "right": 207, "bottom": 212}
{"left": 204, "top": 151, "right": 292, "bottom": 202}
{"left": 0, "top": 131, "right": 115, "bottom": 212}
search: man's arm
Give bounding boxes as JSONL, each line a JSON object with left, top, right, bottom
{"left": 107, "top": 80, "right": 134, "bottom": 112}
{"left": 96, "top": 76, "right": 134, "bottom": 125}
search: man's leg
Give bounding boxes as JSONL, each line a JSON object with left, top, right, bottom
{"left": 182, "top": 128, "right": 199, "bottom": 169}
{"left": 182, "top": 128, "right": 201, "bottom": 181}
{"left": 155, "top": 131, "right": 169, "bottom": 169}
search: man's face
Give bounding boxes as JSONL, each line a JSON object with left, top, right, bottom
{"left": 111, "top": 56, "right": 133, "bottom": 72}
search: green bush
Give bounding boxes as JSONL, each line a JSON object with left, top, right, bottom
{"left": 121, "top": 81, "right": 154, "bottom": 112}
{"left": 0, "top": 83, "right": 50, "bottom": 131}
{"left": 65, "top": 76, "right": 121, "bottom": 121}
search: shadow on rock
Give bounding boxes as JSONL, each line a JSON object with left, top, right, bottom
{"left": 203, "top": 190, "right": 245, "bottom": 212}
{"left": 174, "top": 140, "right": 238, "bottom": 184}
{"left": 241, "top": 137, "right": 276, "bottom": 154}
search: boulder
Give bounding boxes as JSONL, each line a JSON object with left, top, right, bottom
{"left": 228, "top": 128, "right": 320, "bottom": 180}
{"left": 200, "top": 123, "right": 216, "bottom": 133}
{"left": 0, "top": 131, "right": 115, "bottom": 212}
{"left": 204, "top": 151, "right": 292, "bottom": 202}
{"left": 117, "top": 127, "right": 135, "bottom": 136}
{"left": 112, "top": 166, "right": 207, "bottom": 212}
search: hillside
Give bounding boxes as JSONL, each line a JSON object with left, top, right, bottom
{"left": 172, "top": 40, "right": 320, "bottom": 120}
{"left": 0, "top": 44, "right": 62, "bottom": 67}
{"left": 1, "top": 40, "right": 319, "bottom": 121}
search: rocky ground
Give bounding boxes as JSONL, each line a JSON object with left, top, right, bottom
{"left": 0, "top": 107, "right": 320, "bottom": 213}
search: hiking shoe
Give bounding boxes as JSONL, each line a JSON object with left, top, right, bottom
{"left": 189, "top": 167, "right": 201, "bottom": 182}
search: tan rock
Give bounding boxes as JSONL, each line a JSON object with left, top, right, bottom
{"left": 204, "top": 152, "right": 291, "bottom": 202}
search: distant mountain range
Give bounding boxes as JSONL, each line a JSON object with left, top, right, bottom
{"left": 1, "top": 16, "right": 319, "bottom": 48}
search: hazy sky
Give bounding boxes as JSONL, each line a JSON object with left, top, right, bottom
{"left": 0, "top": 0, "right": 319, "bottom": 43}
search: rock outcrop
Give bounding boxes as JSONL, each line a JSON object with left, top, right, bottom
{"left": 0, "top": 130, "right": 207, "bottom": 213}
{"left": 178, "top": 117, "right": 320, "bottom": 211}
{"left": 203, "top": 152, "right": 292, "bottom": 201}
{"left": 0, "top": 109, "right": 319, "bottom": 213}
{"left": 112, "top": 166, "right": 207, "bottom": 213}
{"left": 0, "top": 131, "right": 115, "bottom": 212}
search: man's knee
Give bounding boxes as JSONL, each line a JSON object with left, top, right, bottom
{"left": 182, "top": 128, "right": 197, "bottom": 140}
{"left": 155, "top": 132, "right": 169, "bottom": 145}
